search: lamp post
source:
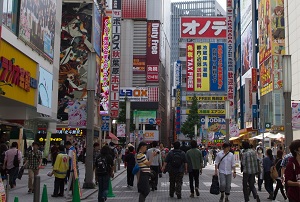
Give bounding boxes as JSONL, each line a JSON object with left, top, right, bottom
{"left": 194, "top": 124, "right": 197, "bottom": 140}
{"left": 283, "top": 55, "right": 293, "bottom": 153}
{"left": 126, "top": 99, "right": 130, "bottom": 144}
{"left": 225, "top": 100, "right": 230, "bottom": 142}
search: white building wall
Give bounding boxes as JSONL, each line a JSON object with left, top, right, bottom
{"left": 147, "top": 0, "right": 162, "bottom": 21}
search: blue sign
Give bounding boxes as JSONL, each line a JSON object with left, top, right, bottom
{"left": 101, "top": 123, "right": 109, "bottom": 131}
{"left": 149, "top": 118, "right": 155, "bottom": 125}
{"left": 252, "top": 105, "right": 258, "bottom": 130}
{"left": 210, "top": 43, "right": 225, "bottom": 91}
{"left": 102, "top": 116, "right": 110, "bottom": 121}
{"left": 252, "top": 105, "right": 258, "bottom": 118}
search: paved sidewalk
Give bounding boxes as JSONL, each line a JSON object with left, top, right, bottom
{"left": 6, "top": 161, "right": 126, "bottom": 202}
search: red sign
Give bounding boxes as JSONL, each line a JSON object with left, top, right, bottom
{"left": 252, "top": 68, "right": 258, "bottom": 92}
{"left": 146, "top": 21, "right": 160, "bottom": 83}
{"left": 227, "top": 0, "right": 234, "bottom": 117}
{"left": 186, "top": 43, "right": 194, "bottom": 91}
{"left": 155, "top": 118, "right": 162, "bottom": 126}
{"left": 122, "top": 0, "right": 146, "bottom": 19}
{"left": 180, "top": 17, "right": 227, "bottom": 38}
{"left": 133, "top": 56, "right": 146, "bottom": 74}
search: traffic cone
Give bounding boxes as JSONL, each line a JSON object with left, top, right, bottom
{"left": 41, "top": 184, "right": 48, "bottom": 202}
{"left": 72, "top": 178, "right": 81, "bottom": 202}
{"left": 107, "top": 178, "right": 115, "bottom": 197}
{"left": 14, "top": 197, "right": 19, "bottom": 202}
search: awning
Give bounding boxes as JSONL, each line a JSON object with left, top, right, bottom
{"left": 252, "top": 134, "right": 264, "bottom": 139}
{"left": 108, "top": 132, "right": 119, "bottom": 140}
{"left": 229, "top": 136, "right": 239, "bottom": 141}
{"left": 267, "top": 133, "right": 285, "bottom": 139}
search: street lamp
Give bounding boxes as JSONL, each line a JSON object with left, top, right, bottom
{"left": 194, "top": 124, "right": 197, "bottom": 140}
{"left": 125, "top": 99, "right": 130, "bottom": 144}
{"left": 225, "top": 100, "right": 230, "bottom": 142}
{"left": 283, "top": 55, "right": 293, "bottom": 153}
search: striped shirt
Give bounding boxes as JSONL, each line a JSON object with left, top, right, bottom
{"left": 242, "top": 149, "right": 258, "bottom": 174}
{"left": 137, "top": 152, "right": 150, "bottom": 173}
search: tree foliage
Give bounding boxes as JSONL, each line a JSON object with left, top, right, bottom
{"left": 181, "top": 94, "right": 200, "bottom": 139}
{"left": 117, "top": 98, "right": 135, "bottom": 131}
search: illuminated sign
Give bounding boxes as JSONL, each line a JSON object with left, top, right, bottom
{"left": 210, "top": 43, "right": 225, "bottom": 91}
{"left": 120, "top": 88, "right": 148, "bottom": 97}
{"left": 186, "top": 96, "right": 227, "bottom": 101}
{"left": 119, "top": 87, "right": 159, "bottom": 102}
{"left": 133, "top": 56, "right": 146, "bottom": 73}
{"left": 186, "top": 43, "right": 194, "bottom": 91}
{"left": 186, "top": 109, "right": 225, "bottom": 115}
{"left": 143, "top": 130, "right": 159, "bottom": 141}
{"left": 39, "top": 137, "right": 62, "bottom": 142}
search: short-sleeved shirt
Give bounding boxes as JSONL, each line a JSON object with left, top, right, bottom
{"left": 215, "top": 151, "right": 235, "bottom": 175}
{"left": 4, "top": 148, "right": 22, "bottom": 169}
{"left": 281, "top": 152, "right": 293, "bottom": 168}
{"left": 25, "top": 150, "right": 42, "bottom": 170}
{"left": 137, "top": 152, "right": 150, "bottom": 173}
{"left": 241, "top": 149, "right": 258, "bottom": 174}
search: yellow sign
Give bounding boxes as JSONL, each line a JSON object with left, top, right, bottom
{"left": 0, "top": 40, "right": 37, "bottom": 106}
{"left": 39, "top": 137, "right": 63, "bottom": 142}
{"left": 186, "top": 96, "right": 226, "bottom": 101}
{"left": 186, "top": 109, "right": 225, "bottom": 115}
{"left": 194, "top": 43, "right": 210, "bottom": 91}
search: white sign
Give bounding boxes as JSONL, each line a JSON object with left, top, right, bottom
{"left": 292, "top": 102, "right": 300, "bottom": 129}
{"left": 240, "top": 0, "right": 252, "bottom": 33}
{"left": 117, "top": 124, "right": 126, "bottom": 137}
{"left": 143, "top": 130, "right": 159, "bottom": 141}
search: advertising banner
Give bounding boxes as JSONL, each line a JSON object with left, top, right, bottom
{"left": 186, "top": 96, "right": 227, "bottom": 101}
{"left": 260, "top": 56, "right": 273, "bottom": 96}
{"left": 227, "top": 0, "right": 235, "bottom": 117}
{"left": 186, "top": 43, "right": 194, "bottom": 91}
{"left": 133, "top": 111, "right": 157, "bottom": 124}
{"left": 252, "top": 68, "right": 258, "bottom": 92}
{"left": 176, "top": 60, "right": 182, "bottom": 135}
{"left": 133, "top": 56, "right": 146, "bottom": 74}
{"left": 273, "top": 55, "right": 283, "bottom": 90}
{"left": 252, "top": 104, "right": 258, "bottom": 130}
{"left": 19, "top": 0, "right": 56, "bottom": 60}
{"left": 122, "top": 0, "right": 147, "bottom": 19}
{"left": 180, "top": 17, "right": 227, "bottom": 38}
{"left": 37, "top": 67, "right": 53, "bottom": 116}
{"left": 187, "top": 109, "right": 225, "bottom": 115}
{"left": 194, "top": 43, "right": 210, "bottom": 91}
{"left": 68, "top": 100, "right": 87, "bottom": 128}
{"left": 93, "top": 1, "right": 102, "bottom": 57}
{"left": 200, "top": 116, "right": 226, "bottom": 140}
{"left": 146, "top": 21, "right": 160, "bottom": 82}
{"left": 240, "top": 0, "right": 252, "bottom": 33}
{"left": 119, "top": 87, "right": 159, "bottom": 102}
{"left": 117, "top": 124, "right": 126, "bottom": 137}
{"left": 210, "top": 43, "right": 225, "bottom": 91}
{"left": 241, "top": 23, "right": 253, "bottom": 76}
{"left": 292, "top": 102, "right": 300, "bottom": 129}
{"left": 230, "top": 123, "right": 240, "bottom": 137}
{"left": 143, "top": 130, "right": 159, "bottom": 142}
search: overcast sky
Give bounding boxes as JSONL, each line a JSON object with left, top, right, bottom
{"left": 170, "top": 0, "right": 226, "bottom": 10}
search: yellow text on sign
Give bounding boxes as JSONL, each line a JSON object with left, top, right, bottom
{"left": 186, "top": 109, "right": 225, "bottom": 115}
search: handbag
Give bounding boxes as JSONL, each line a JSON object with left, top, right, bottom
{"left": 210, "top": 175, "right": 220, "bottom": 195}
{"left": 270, "top": 160, "right": 280, "bottom": 179}
{"left": 132, "top": 163, "right": 140, "bottom": 175}
{"left": 17, "top": 166, "right": 24, "bottom": 180}
{"left": 13, "top": 151, "right": 19, "bottom": 168}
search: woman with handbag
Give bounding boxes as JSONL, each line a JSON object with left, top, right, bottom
{"left": 263, "top": 149, "right": 274, "bottom": 199}
{"left": 273, "top": 150, "right": 287, "bottom": 200}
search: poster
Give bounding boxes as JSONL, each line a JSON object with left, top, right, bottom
{"left": 210, "top": 43, "right": 225, "bottom": 91}
{"left": 200, "top": 116, "right": 226, "bottom": 140}
{"left": 292, "top": 102, "right": 300, "bottom": 129}
{"left": 260, "top": 57, "right": 273, "bottom": 96}
{"left": 117, "top": 124, "right": 126, "bottom": 137}
{"left": 68, "top": 100, "right": 87, "bottom": 128}
{"left": 241, "top": 23, "right": 253, "bottom": 76}
{"left": 240, "top": 0, "right": 252, "bottom": 33}
{"left": 270, "top": 0, "right": 285, "bottom": 55}
{"left": 38, "top": 67, "right": 53, "bottom": 108}
{"left": 194, "top": 43, "right": 210, "bottom": 91}
{"left": 133, "top": 111, "right": 156, "bottom": 124}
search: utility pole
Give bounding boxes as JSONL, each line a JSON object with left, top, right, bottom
{"left": 83, "top": 52, "right": 96, "bottom": 188}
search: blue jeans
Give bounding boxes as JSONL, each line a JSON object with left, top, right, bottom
{"left": 98, "top": 174, "right": 110, "bottom": 202}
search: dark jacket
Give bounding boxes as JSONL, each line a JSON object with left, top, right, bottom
{"left": 285, "top": 157, "right": 300, "bottom": 201}
{"left": 165, "top": 149, "right": 186, "bottom": 173}
{"left": 125, "top": 153, "right": 135, "bottom": 168}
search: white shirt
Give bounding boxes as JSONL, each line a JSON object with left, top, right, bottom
{"left": 146, "top": 148, "right": 161, "bottom": 166}
{"left": 215, "top": 151, "right": 235, "bottom": 175}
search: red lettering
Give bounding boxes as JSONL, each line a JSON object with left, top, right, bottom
{"left": 12, "top": 65, "right": 20, "bottom": 85}
{"left": 19, "top": 68, "right": 25, "bottom": 89}
{"left": 24, "top": 71, "right": 30, "bottom": 92}
{"left": 0, "top": 57, "right": 9, "bottom": 81}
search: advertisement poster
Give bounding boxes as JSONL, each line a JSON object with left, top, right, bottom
{"left": 194, "top": 43, "right": 210, "bottom": 91}
{"left": 240, "top": 0, "right": 252, "bottom": 33}
{"left": 210, "top": 43, "right": 225, "bottom": 91}
{"left": 270, "top": 0, "right": 285, "bottom": 55}
{"left": 230, "top": 123, "right": 240, "bottom": 137}
{"left": 292, "top": 102, "right": 300, "bottom": 129}
{"left": 19, "top": 0, "right": 56, "bottom": 60}
{"left": 200, "top": 116, "right": 226, "bottom": 140}
{"left": 58, "top": 4, "right": 93, "bottom": 122}
{"left": 38, "top": 67, "right": 53, "bottom": 109}
{"left": 133, "top": 111, "right": 157, "bottom": 124}
{"left": 273, "top": 55, "right": 283, "bottom": 90}
{"left": 176, "top": 61, "right": 182, "bottom": 135}
{"left": 93, "top": 1, "right": 102, "bottom": 56}
{"left": 133, "top": 56, "right": 146, "bottom": 74}
{"left": 241, "top": 23, "right": 253, "bottom": 76}
{"left": 117, "top": 124, "right": 126, "bottom": 137}
{"left": 68, "top": 100, "right": 87, "bottom": 128}
{"left": 260, "top": 56, "right": 273, "bottom": 96}
{"left": 186, "top": 43, "right": 194, "bottom": 91}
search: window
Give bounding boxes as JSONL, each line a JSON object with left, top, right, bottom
{"left": 2, "top": 0, "right": 19, "bottom": 34}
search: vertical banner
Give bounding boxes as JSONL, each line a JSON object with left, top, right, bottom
{"left": 93, "top": 1, "right": 102, "bottom": 57}
{"left": 44, "top": 131, "right": 52, "bottom": 158}
{"left": 273, "top": 55, "right": 283, "bottom": 90}
{"left": 110, "top": 2, "right": 122, "bottom": 118}
{"left": 186, "top": 43, "right": 194, "bottom": 91}
{"left": 252, "top": 68, "right": 258, "bottom": 92}
{"left": 146, "top": 21, "right": 160, "bottom": 82}
{"left": 176, "top": 61, "right": 182, "bottom": 135}
{"left": 68, "top": 100, "right": 87, "bottom": 128}
{"left": 227, "top": 0, "right": 235, "bottom": 117}
{"left": 210, "top": 43, "right": 225, "bottom": 91}
{"left": 252, "top": 104, "right": 258, "bottom": 130}
{"left": 194, "top": 43, "right": 210, "bottom": 91}
{"left": 292, "top": 102, "right": 300, "bottom": 129}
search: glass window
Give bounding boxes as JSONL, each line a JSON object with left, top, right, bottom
{"left": 2, "top": 0, "right": 19, "bottom": 34}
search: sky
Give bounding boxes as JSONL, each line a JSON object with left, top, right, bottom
{"left": 170, "top": 0, "right": 226, "bottom": 10}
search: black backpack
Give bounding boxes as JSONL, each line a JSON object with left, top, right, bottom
{"left": 95, "top": 155, "right": 108, "bottom": 175}
{"left": 171, "top": 151, "right": 183, "bottom": 168}
{"left": 13, "top": 151, "right": 19, "bottom": 168}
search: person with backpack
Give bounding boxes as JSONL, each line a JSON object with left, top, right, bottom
{"left": 272, "top": 150, "right": 287, "bottom": 201}
{"left": 263, "top": 149, "right": 274, "bottom": 199}
{"left": 186, "top": 140, "right": 203, "bottom": 198}
{"left": 93, "top": 142, "right": 101, "bottom": 185}
{"left": 96, "top": 145, "right": 114, "bottom": 202}
{"left": 214, "top": 143, "right": 236, "bottom": 202}
{"left": 124, "top": 146, "right": 135, "bottom": 187}
{"left": 162, "top": 141, "right": 187, "bottom": 199}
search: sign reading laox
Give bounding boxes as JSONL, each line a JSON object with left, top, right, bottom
{"left": 119, "top": 87, "right": 159, "bottom": 102}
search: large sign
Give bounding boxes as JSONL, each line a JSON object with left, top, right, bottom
{"left": 119, "top": 87, "right": 159, "bottom": 102}
{"left": 143, "top": 130, "right": 159, "bottom": 142}
{"left": 227, "top": 0, "right": 235, "bottom": 117}
{"left": 200, "top": 116, "right": 226, "bottom": 140}
{"left": 186, "top": 43, "right": 194, "bottom": 91}
{"left": 19, "top": 0, "right": 56, "bottom": 60}
{"left": 133, "top": 111, "right": 157, "bottom": 124}
{"left": 38, "top": 66, "right": 53, "bottom": 112}
{"left": 194, "top": 43, "right": 210, "bottom": 91}
{"left": 260, "top": 56, "right": 273, "bottom": 96}
{"left": 210, "top": 43, "right": 225, "bottom": 91}
{"left": 186, "top": 96, "right": 227, "bottom": 101}
{"left": 187, "top": 109, "right": 225, "bottom": 115}
{"left": 241, "top": 23, "right": 253, "bottom": 76}
{"left": 68, "top": 100, "right": 87, "bottom": 128}
{"left": 240, "top": 0, "right": 252, "bottom": 33}
{"left": 273, "top": 55, "right": 282, "bottom": 90}
{"left": 93, "top": 1, "right": 102, "bottom": 56}
{"left": 176, "top": 60, "right": 182, "bottom": 135}
{"left": 122, "top": 0, "right": 147, "bottom": 19}
{"left": 180, "top": 17, "right": 226, "bottom": 38}
{"left": 110, "top": 6, "right": 122, "bottom": 118}
{"left": 146, "top": 21, "right": 160, "bottom": 82}
{"left": 117, "top": 124, "right": 126, "bottom": 137}
{"left": 133, "top": 56, "right": 146, "bottom": 74}
{"left": 0, "top": 40, "right": 37, "bottom": 106}
{"left": 252, "top": 68, "right": 258, "bottom": 92}
{"left": 292, "top": 102, "right": 300, "bottom": 129}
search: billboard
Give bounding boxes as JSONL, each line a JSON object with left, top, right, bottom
{"left": 68, "top": 100, "right": 87, "bottom": 128}
{"left": 241, "top": 23, "right": 253, "bottom": 76}
{"left": 93, "top": 1, "right": 102, "bottom": 56}
{"left": 194, "top": 43, "right": 210, "bottom": 91}
{"left": 292, "top": 102, "right": 300, "bottom": 129}
{"left": 133, "top": 111, "right": 157, "bottom": 124}
{"left": 273, "top": 55, "right": 283, "bottom": 90}
{"left": 200, "top": 116, "right": 226, "bottom": 140}
{"left": 146, "top": 21, "right": 160, "bottom": 82}
{"left": 133, "top": 56, "right": 146, "bottom": 74}
{"left": 19, "top": 0, "right": 56, "bottom": 60}
{"left": 119, "top": 87, "right": 159, "bottom": 102}
{"left": 240, "top": 0, "right": 252, "bottom": 33}
{"left": 187, "top": 109, "right": 225, "bottom": 115}
{"left": 186, "top": 96, "right": 227, "bottom": 101}
{"left": 260, "top": 56, "right": 273, "bottom": 96}
{"left": 38, "top": 67, "right": 53, "bottom": 109}
{"left": 117, "top": 124, "right": 126, "bottom": 137}
{"left": 176, "top": 60, "right": 182, "bottom": 135}
{"left": 122, "top": 0, "right": 147, "bottom": 19}
{"left": 143, "top": 130, "right": 159, "bottom": 142}
{"left": 180, "top": 17, "right": 226, "bottom": 38}
{"left": 186, "top": 43, "right": 194, "bottom": 91}
{"left": 210, "top": 43, "right": 226, "bottom": 91}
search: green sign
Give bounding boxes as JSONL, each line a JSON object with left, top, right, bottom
{"left": 265, "top": 123, "right": 271, "bottom": 129}
{"left": 133, "top": 111, "right": 156, "bottom": 124}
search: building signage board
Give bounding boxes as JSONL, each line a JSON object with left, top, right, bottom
{"left": 200, "top": 116, "right": 226, "bottom": 140}
{"left": 241, "top": 23, "right": 253, "bottom": 76}
{"left": 240, "top": 0, "right": 252, "bottom": 33}
{"left": 117, "top": 124, "right": 126, "bottom": 137}
{"left": 187, "top": 109, "right": 225, "bottom": 115}
{"left": 252, "top": 104, "right": 258, "bottom": 130}
{"left": 194, "top": 43, "right": 210, "bottom": 91}
{"left": 93, "top": 1, "right": 102, "bottom": 57}
{"left": 146, "top": 21, "right": 160, "bottom": 82}
{"left": 252, "top": 68, "right": 258, "bottom": 92}
{"left": 143, "top": 130, "right": 159, "bottom": 142}
{"left": 292, "top": 102, "right": 300, "bottom": 129}
{"left": 273, "top": 55, "right": 282, "bottom": 90}
{"left": 119, "top": 87, "right": 159, "bottom": 102}
{"left": 176, "top": 60, "right": 182, "bottom": 135}
{"left": 180, "top": 17, "right": 226, "bottom": 38}
{"left": 186, "top": 43, "right": 194, "bottom": 91}
{"left": 186, "top": 96, "right": 227, "bottom": 101}
{"left": 133, "top": 56, "right": 146, "bottom": 74}
{"left": 68, "top": 100, "right": 87, "bottom": 128}
{"left": 133, "top": 111, "right": 157, "bottom": 124}
{"left": 122, "top": 0, "right": 147, "bottom": 19}
{"left": 210, "top": 43, "right": 225, "bottom": 91}
{"left": 260, "top": 56, "right": 273, "bottom": 96}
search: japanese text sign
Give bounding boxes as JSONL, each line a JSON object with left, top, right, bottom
{"left": 210, "top": 43, "right": 225, "bottom": 91}
{"left": 186, "top": 43, "right": 194, "bottom": 91}
{"left": 194, "top": 43, "right": 210, "bottom": 91}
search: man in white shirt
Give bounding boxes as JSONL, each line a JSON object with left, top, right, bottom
{"left": 215, "top": 143, "right": 236, "bottom": 202}
{"left": 146, "top": 141, "right": 161, "bottom": 191}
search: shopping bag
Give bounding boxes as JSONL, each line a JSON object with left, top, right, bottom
{"left": 210, "top": 175, "right": 220, "bottom": 195}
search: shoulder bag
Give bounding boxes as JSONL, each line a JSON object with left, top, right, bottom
{"left": 217, "top": 152, "right": 230, "bottom": 169}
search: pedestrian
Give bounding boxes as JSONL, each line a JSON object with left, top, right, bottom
{"left": 162, "top": 141, "right": 187, "bottom": 199}
{"left": 93, "top": 142, "right": 101, "bottom": 185}
{"left": 256, "top": 147, "right": 264, "bottom": 191}
{"left": 121, "top": 146, "right": 126, "bottom": 162}
{"left": 24, "top": 142, "right": 42, "bottom": 193}
{"left": 137, "top": 142, "right": 158, "bottom": 202}
{"left": 280, "top": 151, "right": 293, "bottom": 183}
{"left": 215, "top": 143, "right": 236, "bottom": 202}
{"left": 186, "top": 140, "right": 203, "bottom": 198}
{"left": 202, "top": 147, "right": 208, "bottom": 168}
{"left": 95, "top": 145, "right": 114, "bottom": 202}
{"left": 146, "top": 141, "right": 161, "bottom": 191}
{"left": 208, "top": 147, "right": 213, "bottom": 165}
{"left": 3, "top": 142, "right": 21, "bottom": 188}
{"left": 109, "top": 142, "right": 118, "bottom": 159}
{"left": 0, "top": 144, "right": 8, "bottom": 178}
{"left": 263, "top": 148, "right": 274, "bottom": 199}
{"left": 124, "top": 146, "right": 135, "bottom": 187}
{"left": 51, "top": 144, "right": 58, "bottom": 166}
{"left": 65, "top": 141, "right": 77, "bottom": 192}
{"left": 51, "top": 145, "right": 69, "bottom": 197}
{"left": 241, "top": 141, "right": 260, "bottom": 202}
{"left": 180, "top": 141, "right": 190, "bottom": 153}
{"left": 212, "top": 147, "right": 217, "bottom": 164}
{"left": 272, "top": 150, "right": 287, "bottom": 200}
